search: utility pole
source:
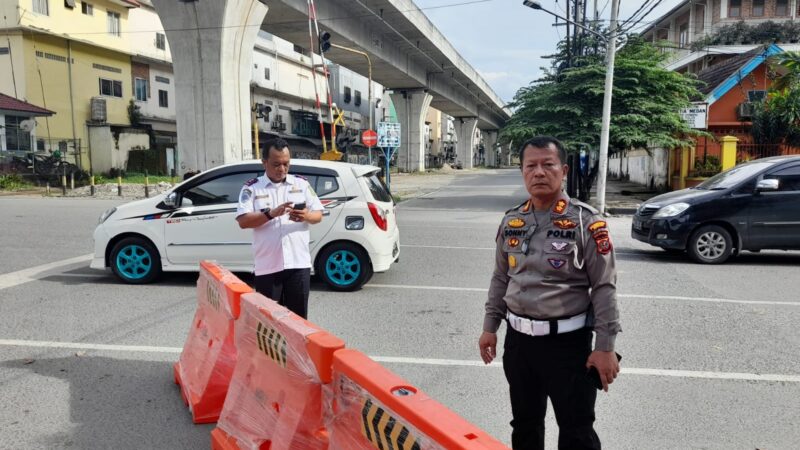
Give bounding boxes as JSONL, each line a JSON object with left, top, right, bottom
{"left": 595, "top": 0, "right": 619, "bottom": 215}
{"left": 565, "top": 0, "right": 571, "bottom": 67}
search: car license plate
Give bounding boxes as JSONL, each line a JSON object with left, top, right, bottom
{"left": 633, "top": 218, "right": 643, "bottom": 231}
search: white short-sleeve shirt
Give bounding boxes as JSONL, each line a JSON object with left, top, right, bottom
{"left": 236, "top": 173, "right": 324, "bottom": 276}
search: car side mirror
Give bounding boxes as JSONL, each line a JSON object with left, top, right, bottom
{"left": 756, "top": 179, "right": 779, "bottom": 193}
{"left": 164, "top": 192, "right": 178, "bottom": 208}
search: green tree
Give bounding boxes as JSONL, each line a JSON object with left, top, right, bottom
{"left": 750, "top": 52, "right": 800, "bottom": 146}
{"left": 502, "top": 36, "right": 704, "bottom": 153}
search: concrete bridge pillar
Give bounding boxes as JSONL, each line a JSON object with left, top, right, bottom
{"left": 390, "top": 90, "right": 432, "bottom": 172}
{"left": 454, "top": 117, "right": 478, "bottom": 169}
{"left": 151, "top": 0, "right": 267, "bottom": 174}
{"left": 484, "top": 130, "right": 498, "bottom": 167}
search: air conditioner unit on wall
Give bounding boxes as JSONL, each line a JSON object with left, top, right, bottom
{"left": 90, "top": 97, "right": 107, "bottom": 122}
{"left": 278, "top": 123, "right": 286, "bottom": 131}
{"left": 737, "top": 102, "right": 755, "bottom": 120}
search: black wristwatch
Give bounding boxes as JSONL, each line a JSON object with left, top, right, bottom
{"left": 261, "top": 208, "right": 272, "bottom": 220}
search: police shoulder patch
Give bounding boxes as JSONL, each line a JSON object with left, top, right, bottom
{"left": 244, "top": 177, "right": 258, "bottom": 187}
{"left": 240, "top": 188, "right": 253, "bottom": 203}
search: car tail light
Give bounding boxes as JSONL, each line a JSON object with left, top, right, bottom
{"left": 367, "top": 202, "right": 388, "bottom": 231}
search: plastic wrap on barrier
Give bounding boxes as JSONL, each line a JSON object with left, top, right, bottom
{"left": 174, "top": 260, "right": 253, "bottom": 424}
{"left": 215, "top": 292, "right": 345, "bottom": 450}
{"left": 328, "top": 349, "right": 509, "bottom": 450}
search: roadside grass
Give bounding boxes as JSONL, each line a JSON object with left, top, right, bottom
{"left": 94, "top": 172, "right": 175, "bottom": 185}
{"left": 0, "top": 174, "right": 36, "bottom": 191}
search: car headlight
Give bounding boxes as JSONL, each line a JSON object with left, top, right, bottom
{"left": 652, "top": 203, "right": 690, "bottom": 219}
{"left": 98, "top": 207, "right": 117, "bottom": 224}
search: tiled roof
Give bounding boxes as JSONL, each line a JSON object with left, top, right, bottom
{"left": 0, "top": 93, "right": 54, "bottom": 116}
{"left": 695, "top": 46, "right": 767, "bottom": 95}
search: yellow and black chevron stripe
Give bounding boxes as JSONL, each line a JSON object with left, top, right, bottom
{"left": 205, "top": 282, "right": 221, "bottom": 311}
{"left": 256, "top": 322, "right": 287, "bottom": 368}
{"left": 360, "top": 398, "right": 420, "bottom": 450}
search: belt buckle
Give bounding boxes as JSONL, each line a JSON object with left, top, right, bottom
{"left": 519, "top": 319, "right": 533, "bottom": 335}
{"left": 532, "top": 321, "right": 548, "bottom": 336}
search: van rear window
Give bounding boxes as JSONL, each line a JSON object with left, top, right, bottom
{"left": 365, "top": 173, "right": 393, "bottom": 203}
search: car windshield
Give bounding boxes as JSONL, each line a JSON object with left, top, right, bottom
{"left": 695, "top": 161, "right": 774, "bottom": 190}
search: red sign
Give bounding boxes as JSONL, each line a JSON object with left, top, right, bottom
{"left": 361, "top": 129, "right": 378, "bottom": 147}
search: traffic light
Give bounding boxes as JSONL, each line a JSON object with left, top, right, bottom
{"left": 319, "top": 31, "right": 331, "bottom": 53}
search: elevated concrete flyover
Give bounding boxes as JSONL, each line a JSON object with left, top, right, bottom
{"left": 263, "top": 0, "right": 510, "bottom": 170}
{"left": 151, "top": 0, "right": 509, "bottom": 173}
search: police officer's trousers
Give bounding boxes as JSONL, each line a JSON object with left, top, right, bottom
{"left": 255, "top": 268, "right": 311, "bottom": 319}
{"left": 503, "top": 326, "right": 601, "bottom": 450}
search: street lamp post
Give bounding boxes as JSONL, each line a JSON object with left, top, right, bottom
{"left": 330, "top": 43, "right": 374, "bottom": 165}
{"left": 523, "top": 0, "right": 619, "bottom": 214}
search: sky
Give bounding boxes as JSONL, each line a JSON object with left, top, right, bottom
{"left": 416, "top": 0, "right": 685, "bottom": 105}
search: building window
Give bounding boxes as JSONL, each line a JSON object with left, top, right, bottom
{"left": 0, "top": 47, "right": 9, "bottom": 55}
{"left": 344, "top": 86, "right": 352, "bottom": 104}
{"left": 729, "top": 0, "right": 741, "bottom": 17}
{"left": 264, "top": 67, "right": 270, "bottom": 80}
{"left": 107, "top": 11, "right": 120, "bottom": 36}
{"left": 81, "top": 2, "right": 93, "bottom": 15}
{"left": 4, "top": 116, "right": 32, "bottom": 152}
{"left": 158, "top": 90, "right": 168, "bottom": 108}
{"left": 134, "top": 78, "right": 147, "bottom": 101}
{"left": 748, "top": 90, "right": 766, "bottom": 102}
{"left": 776, "top": 0, "right": 788, "bottom": 16}
{"left": 33, "top": 0, "right": 49, "bottom": 15}
{"left": 751, "top": 0, "right": 764, "bottom": 16}
{"left": 100, "top": 78, "right": 122, "bottom": 98}
{"left": 354, "top": 90, "right": 362, "bottom": 107}
{"left": 155, "top": 33, "right": 165, "bottom": 50}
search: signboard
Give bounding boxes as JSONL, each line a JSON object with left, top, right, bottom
{"left": 680, "top": 103, "right": 708, "bottom": 129}
{"left": 361, "top": 129, "right": 378, "bottom": 147}
{"left": 377, "top": 122, "right": 401, "bottom": 148}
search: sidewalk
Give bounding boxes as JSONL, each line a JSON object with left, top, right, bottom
{"left": 589, "top": 178, "right": 658, "bottom": 215}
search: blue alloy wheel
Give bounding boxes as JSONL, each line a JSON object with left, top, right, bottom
{"left": 325, "top": 250, "right": 361, "bottom": 287}
{"left": 115, "top": 244, "right": 152, "bottom": 280}
{"left": 110, "top": 237, "right": 162, "bottom": 284}
{"left": 317, "top": 243, "right": 372, "bottom": 291}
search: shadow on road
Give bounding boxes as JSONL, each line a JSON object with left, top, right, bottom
{"left": 1, "top": 355, "right": 211, "bottom": 449}
{"left": 616, "top": 248, "right": 800, "bottom": 267}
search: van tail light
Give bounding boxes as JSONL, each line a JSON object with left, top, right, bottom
{"left": 367, "top": 202, "right": 388, "bottom": 231}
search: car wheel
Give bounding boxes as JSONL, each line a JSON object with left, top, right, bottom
{"left": 317, "top": 243, "right": 372, "bottom": 291}
{"left": 110, "top": 237, "right": 162, "bottom": 284}
{"left": 688, "top": 225, "right": 733, "bottom": 264}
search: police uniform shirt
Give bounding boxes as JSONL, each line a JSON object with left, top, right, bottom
{"left": 236, "top": 174, "right": 324, "bottom": 276}
{"left": 484, "top": 192, "right": 621, "bottom": 351}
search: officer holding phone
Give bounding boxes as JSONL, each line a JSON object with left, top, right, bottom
{"left": 478, "top": 136, "right": 621, "bottom": 450}
{"left": 235, "top": 138, "right": 324, "bottom": 319}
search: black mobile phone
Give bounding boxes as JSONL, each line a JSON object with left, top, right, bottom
{"left": 292, "top": 202, "right": 306, "bottom": 210}
{"left": 587, "top": 352, "right": 622, "bottom": 390}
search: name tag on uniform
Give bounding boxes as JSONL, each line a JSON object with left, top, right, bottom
{"left": 290, "top": 187, "right": 302, "bottom": 193}
{"left": 255, "top": 194, "right": 270, "bottom": 199}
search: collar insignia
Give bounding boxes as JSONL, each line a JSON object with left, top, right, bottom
{"left": 553, "top": 199, "right": 568, "bottom": 214}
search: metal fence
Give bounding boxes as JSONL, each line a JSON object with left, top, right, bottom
{"left": 736, "top": 143, "right": 800, "bottom": 163}
{"left": 0, "top": 138, "right": 83, "bottom": 182}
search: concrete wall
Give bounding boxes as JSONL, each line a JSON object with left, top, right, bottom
{"left": 89, "top": 126, "right": 149, "bottom": 173}
{"left": 128, "top": 1, "right": 172, "bottom": 62}
{"left": 0, "top": 35, "right": 26, "bottom": 99}
{"left": 609, "top": 148, "right": 670, "bottom": 191}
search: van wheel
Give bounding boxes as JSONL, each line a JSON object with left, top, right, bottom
{"left": 317, "top": 243, "right": 372, "bottom": 291}
{"left": 688, "top": 225, "right": 733, "bottom": 264}
{"left": 110, "top": 237, "right": 162, "bottom": 284}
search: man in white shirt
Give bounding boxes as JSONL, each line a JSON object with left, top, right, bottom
{"left": 236, "top": 138, "right": 324, "bottom": 318}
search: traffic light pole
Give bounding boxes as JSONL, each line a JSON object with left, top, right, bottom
{"left": 330, "top": 43, "right": 374, "bottom": 165}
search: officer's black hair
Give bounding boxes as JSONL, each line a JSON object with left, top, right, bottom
{"left": 262, "top": 138, "right": 291, "bottom": 160}
{"left": 518, "top": 136, "right": 567, "bottom": 166}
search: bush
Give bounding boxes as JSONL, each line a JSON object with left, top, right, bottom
{"left": 0, "top": 174, "right": 33, "bottom": 191}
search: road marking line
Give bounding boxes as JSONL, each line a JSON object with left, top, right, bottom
{"left": 365, "top": 284, "right": 798, "bottom": 306}
{"left": 0, "top": 254, "right": 93, "bottom": 290}
{"left": 1, "top": 339, "right": 797, "bottom": 383}
{"left": 402, "top": 244, "right": 495, "bottom": 250}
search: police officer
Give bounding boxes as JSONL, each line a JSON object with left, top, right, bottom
{"left": 478, "top": 136, "right": 621, "bottom": 450}
{"left": 236, "top": 138, "right": 324, "bottom": 319}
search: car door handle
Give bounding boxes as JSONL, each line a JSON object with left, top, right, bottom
{"left": 322, "top": 210, "right": 331, "bottom": 217}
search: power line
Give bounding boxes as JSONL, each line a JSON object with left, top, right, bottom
{"left": 619, "top": 0, "right": 664, "bottom": 35}
{"left": 618, "top": 0, "right": 654, "bottom": 29}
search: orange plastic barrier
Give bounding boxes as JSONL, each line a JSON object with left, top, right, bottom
{"left": 174, "top": 260, "right": 253, "bottom": 424}
{"left": 211, "top": 292, "right": 345, "bottom": 450}
{"left": 327, "top": 349, "right": 509, "bottom": 450}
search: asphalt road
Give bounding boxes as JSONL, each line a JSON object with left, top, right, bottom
{"left": 1, "top": 169, "right": 799, "bottom": 449}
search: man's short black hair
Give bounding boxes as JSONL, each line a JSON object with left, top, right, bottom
{"left": 518, "top": 136, "right": 567, "bottom": 165}
{"left": 262, "top": 138, "right": 290, "bottom": 160}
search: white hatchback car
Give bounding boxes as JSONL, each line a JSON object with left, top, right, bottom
{"left": 90, "top": 159, "right": 399, "bottom": 291}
